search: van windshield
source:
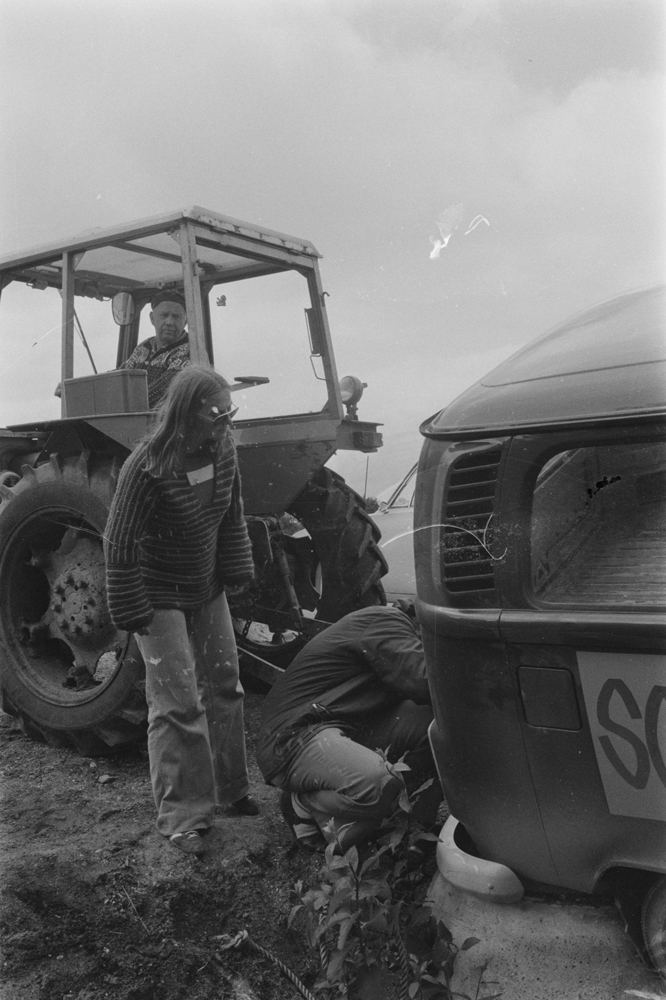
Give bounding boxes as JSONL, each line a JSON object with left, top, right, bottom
{"left": 531, "top": 440, "right": 666, "bottom": 607}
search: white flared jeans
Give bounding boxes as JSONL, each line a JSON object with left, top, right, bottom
{"left": 136, "top": 592, "right": 250, "bottom": 837}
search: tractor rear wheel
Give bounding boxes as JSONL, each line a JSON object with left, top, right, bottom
{"left": 0, "top": 453, "right": 147, "bottom": 756}
{"left": 234, "top": 467, "right": 388, "bottom": 669}
{"left": 289, "top": 467, "right": 387, "bottom": 620}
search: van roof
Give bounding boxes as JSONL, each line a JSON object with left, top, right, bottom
{"left": 422, "top": 285, "right": 666, "bottom": 439}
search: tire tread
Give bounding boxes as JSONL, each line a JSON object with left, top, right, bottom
{"left": 0, "top": 452, "right": 147, "bottom": 757}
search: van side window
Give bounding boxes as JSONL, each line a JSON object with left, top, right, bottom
{"left": 531, "top": 441, "right": 666, "bottom": 606}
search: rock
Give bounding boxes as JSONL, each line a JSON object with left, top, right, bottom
{"left": 98, "top": 774, "right": 116, "bottom": 785}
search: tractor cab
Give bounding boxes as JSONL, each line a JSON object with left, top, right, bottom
{"left": 0, "top": 206, "right": 381, "bottom": 508}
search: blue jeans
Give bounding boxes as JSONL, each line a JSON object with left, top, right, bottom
{"left": 277, "top": 700, "right": 436, "bottom": 848}
{"left": 136, "top": 592, "right": 250, "bottom": 837}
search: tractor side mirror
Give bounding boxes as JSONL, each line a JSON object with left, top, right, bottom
{"left": 111, "top": 292, "right": 135, "bottom": 326}
{"left": 304, "top": 307, "right": 325, "bottom": 356}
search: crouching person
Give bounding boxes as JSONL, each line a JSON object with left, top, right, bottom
{"left": 256, "top": 605, "right": 442, "bottom": 853}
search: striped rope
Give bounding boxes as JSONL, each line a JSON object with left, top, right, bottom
{"left": 317, "top": 901, "right": 330, "bottom": 973}
{"left": 392, "top": 925, "right": 410, "bottom": 1000}
{"left": 214, "top": 929, "right": 318, "bottom": 1000}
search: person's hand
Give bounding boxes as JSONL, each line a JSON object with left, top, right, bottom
{"left": 54, "top": 382, "right": 62, "bottom": 398}
{"left": 225, "top": 581, "right": 258, "bottom": 602}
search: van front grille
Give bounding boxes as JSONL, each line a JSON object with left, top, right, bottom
{"left": 441, "top": 448, "right": 502, "bottom": 602}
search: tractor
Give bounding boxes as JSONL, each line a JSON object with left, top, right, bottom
{"left": 0, "top": 207, "right": 387, "bottom": 755}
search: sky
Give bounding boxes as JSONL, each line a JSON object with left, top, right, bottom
{"left": 1, "top": 0, "right": 664, "bottom": 495}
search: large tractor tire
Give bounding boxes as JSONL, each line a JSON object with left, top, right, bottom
{"left": 0, "top": 452, "right": 147, "bottom": 756}
{"left": 234, "top": 467, "right": 388, "bottom": 668}
{"left": 289, "top": 467, "right": 387, "bottom": 620}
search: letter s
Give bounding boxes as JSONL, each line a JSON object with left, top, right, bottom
{"left": 597, "top": 679, "right": 650, "bottom": 790}
{"left": 645, "top": 685, "right": 666, "bottom": 791}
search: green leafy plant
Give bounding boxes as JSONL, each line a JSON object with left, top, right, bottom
{"left": 289, "top": 757, "right": 502, "bottom": 1000}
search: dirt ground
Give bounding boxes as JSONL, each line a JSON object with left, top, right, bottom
{"left": 5, "top": 687, "right": 659, "bottom": 1000}
{"left": 0, "top": 688, "right": 327, "bottom": 1000}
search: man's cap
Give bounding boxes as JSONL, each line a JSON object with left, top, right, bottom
{"left": 150, "top": 288, "right": 187, "bottom": 310}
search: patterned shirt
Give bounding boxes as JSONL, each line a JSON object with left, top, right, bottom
{"left": 104, "top": 438, "right": 254, "bottom": 633}
{"left": 119, "top": 334, "right": 191, "bottom": 408}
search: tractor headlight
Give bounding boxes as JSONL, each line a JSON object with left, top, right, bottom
{"left": 339, "top": 376, "right": 365, "bottom": 406}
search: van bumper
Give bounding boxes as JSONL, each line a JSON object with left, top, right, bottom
{"left": 436, "top": 815, "right": 524, "bottom": 903}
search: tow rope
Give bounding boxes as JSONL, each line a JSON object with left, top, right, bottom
{"left": 213, "top": 929, "right": 318, "bottom": 1000}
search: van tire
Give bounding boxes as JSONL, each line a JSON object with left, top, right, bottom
{"left": 642, "top": 875, "right": 666, "bottom": 976}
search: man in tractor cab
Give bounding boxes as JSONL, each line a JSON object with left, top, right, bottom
{"left": 53, "top": 290, "right": 192, "bottom": 407}
{"left": 119, "top": 289, "right": 192, "bottom": 408}
{"left": 256, "top": 603, "right": 442, "bottom": 853}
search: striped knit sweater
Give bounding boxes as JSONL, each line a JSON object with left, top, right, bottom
{"left": 104, "top": 439, "right": 254, "bottom": 633}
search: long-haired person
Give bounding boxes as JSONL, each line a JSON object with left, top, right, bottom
{"left": 104, "top": 365, "right": 259, "bottom": 855}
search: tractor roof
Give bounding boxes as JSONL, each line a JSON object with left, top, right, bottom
{"left": 422, "top": 284, "right": 666, "bottom": 438}
{"left": 0, "top": 207, "right": 321, "bottom": 300}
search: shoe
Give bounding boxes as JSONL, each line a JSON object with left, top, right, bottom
{"left": 170, "top": 830, "right": 205, "bottom": 855}
{"left": 279, "top": 790, "right": 325, "bottom": 853}
{"left": 231, "top": 794, "right": 260, "bottom": 816}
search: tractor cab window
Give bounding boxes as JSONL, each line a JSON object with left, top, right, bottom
{"left": 207, "top": 269, "right": 327, "bottom": 420}
{"left": 0, "top": 281, "right": 120, "bottom": 425}
{"left": 531, "top": 440, "right": 666, "bottom": 607}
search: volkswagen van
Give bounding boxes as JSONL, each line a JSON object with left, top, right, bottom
{"left": 414, "top": 285, "right": 666, "bottom": 971}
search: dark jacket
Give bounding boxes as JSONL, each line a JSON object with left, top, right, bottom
{"left": 256, "top": 606, "right": 430, "bottom": 782}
